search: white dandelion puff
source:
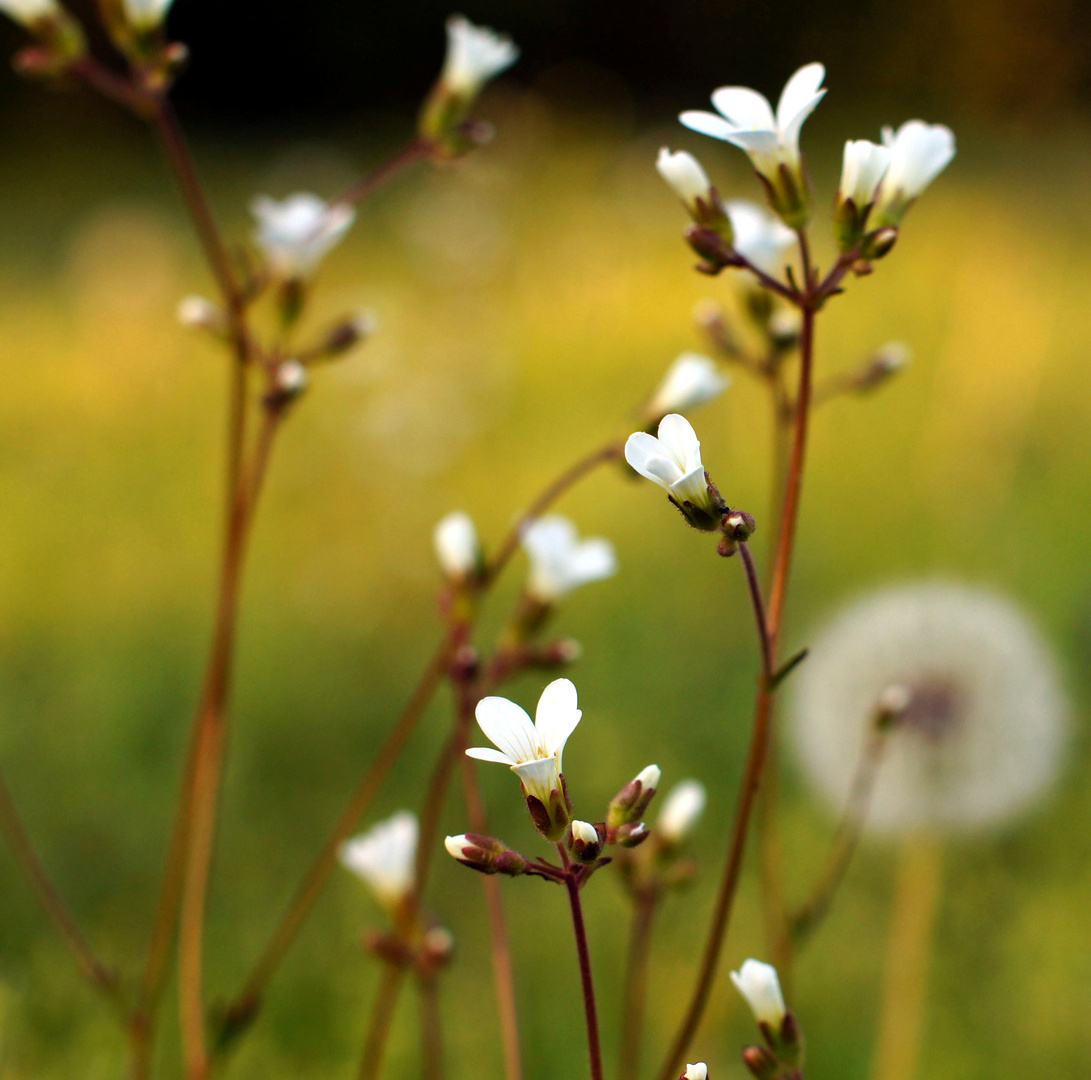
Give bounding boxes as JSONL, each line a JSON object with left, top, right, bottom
{"left": 791, "top": 582, "right": 1066, "bottom": 834}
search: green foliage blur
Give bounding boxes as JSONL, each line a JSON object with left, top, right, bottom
{"left": 1, "top": 68, "right": 1090, "bottom": 1080}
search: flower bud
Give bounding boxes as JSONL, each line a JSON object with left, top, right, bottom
{"left": 312, "top": 310, "right": 378, "bottom": 361}
{"left": 741, "top": 1046, "right": 778, "bottom": 1080}
{"left": 3, "top": 0, "right": 85, "bottom": 72}
{"left": 524, "top": 777, "right": 572, "bottom": 843}
{"left": 644, "top": 353, "right": 730, "bottom": 424}
{"left": 682, "top": 1065, "right": 708, "bottom": 1080}
{"left": 730, "top": 959, "right": 787, "bottom": 1032}
{"left": 568, "top": 819, "right": 603, "bottom": 865}
{"left": 862, "top": 226, "right": 898, "bottom": 261}
{"left": 615, "top": 821, "right": 650, "bottom": 848}
{"left": 177, "top": 295, "right": 225, "bottom": 335}
{"left": 420, "top": 926, "right": 456, "bottom": 968}
{"left": 656, "top": 149, "right": 732, "bottom": 240}
{"left": 852, "top": 342, "right": 910, "bottom": 392}
{"left": 266, "top": 360, "right": 308, "bottom": 408}
{"left": 434, "top": 511, "right": 482, "bottom": 581}
{"left": 870, "top": 120, "right": 955, "bottom": 229}
{"left": 607, "top": 764, "right": 660, "bottom": 829}
{"left": 444, "top": 834, "right": 528, "bottom": 877}
{"left": 657, "top": 779, "right": 707, "bottom": 845}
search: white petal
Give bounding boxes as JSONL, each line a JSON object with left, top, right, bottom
{"left": 656, "top": 413, "right": 703, "bottom": 474}
{"left": 534, "top": 678, "right": 582, "bottom": 765}
{"left": 679, "top": 111, "right": 737, "bottom": 141}
{"left": 625, "top": 432, "right": 675, "bottom": 488}
{"left": 670, "top": 464, "right": 712, "bottom": 509}
{"left": 775, "top": 62, "right": 826, "bottom": 129}
{"left": 566, "top": 539, "right": 617, "bottom": 589}
{"left": 720, "top": 129, "right": 783, "bottom": 174}
{"left": 730, "top": 959, "right": 787, "bottom": 1028}
{"left": 777, "top": 88, "right": 826, "bottom": 162}
{"left": 474, "top": 696, "right": 539, "bottom": 764}
{"left": 339, "top": 811, "right": 418, "bottom": 907}
{"left": 434, "top": 511, "right": 479, "bottom": 577}
{"left": 465, "top": 746, "right": 516, "bottom": 765}
{"left": 571, "top": 819, "right": 598, "bottom": 844}
{"left": 710, "top": 86, "right": 776, "bottom": 131}
{"left": 657, "top": 779, "right": 707, "bottom": 842}
{"left": 512, "top": 757, "right": 561, "bottom": 805}
{"left": 649, "top": 353, "right": 730, "bottom": 416}
{"left": 656, "top": 148, "right": 712, "bottom": 205}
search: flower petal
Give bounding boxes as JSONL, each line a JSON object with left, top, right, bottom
{"left": 475, "top": 696, "right": 539, "bottom": 763}
{"left": 568, "top": 539, "right": 617, "bottom": 589}
{"left": 656, "top": 413, "right": 702, "bottom": 474}
{"left": 679, "top": 110, "right": 737, "bottom": 141}
{"left": 775, "top": 63, "right": 826, "bottom": 129}
{"left": 710, "top": 87, "right": 776, "bottom": 131}
{"left": 465, "top": 746, "right": 516, "bottom": 765}
{"left": 626, "top": 432, "right": 671, "bottom": 485}
{"left": 534, "top": 678, "right": 582, "bottom": 765}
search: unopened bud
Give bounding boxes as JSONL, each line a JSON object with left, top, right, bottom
{"left": 525, "top": 638, "right": 583, "bottom": 670}
{"left": 444, "top": 834, "right": 527, "bottom": 876}
{"left": 615, "top": 821, "right": 649, "bottom": 848}
{"left": 657, "top": 779, "right": 707, "bottom": 845}
{"left": 777, "top": 1010, "right": 804, "bottom": 1067}
{"left": 767, "top": 307, "right": 802, "bottom": 351}
{"left": 741, "top": 1046, "right": 778, "bottom": 1080}
{"left": 722, "top": 511, "right": 757, "bottom": 543}
{"left": 862, "top": 226, "right": 898, "bottom": 261}
{"left": 682, "top": 1065, "right": 708, "bottom": 1080}
{"left": 314, "top": 309, "right": 378, "bottom": 360}
{"left": 434, "top": 511, "right": 482, "bottom": 582}
{"left": 568, "top": 819, "right": 603, "bottom": 865}
{"left": 854, "top": 342, "right": 910, "bottom": 392}
{"left": 266, "top": 360, "right": 308, "bottom": 407}
{"left": 731, "top": 959, "right": 787, "bottom": 1032}
{"left": 177, "top": 295, "right": 224, "bottom": 334}
{"left": 420, "top": 926, "right": 455, "bottom": 967}
{"left": 607, "top": 764, "right": 661, "bottom": 829}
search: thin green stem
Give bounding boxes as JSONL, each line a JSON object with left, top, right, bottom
{"left": 617, "top": 888, "right": 659, "bottom": 1080}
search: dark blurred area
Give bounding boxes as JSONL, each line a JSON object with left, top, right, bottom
{"left": 3, "top": 0, "right": 1091, "bottom": 127}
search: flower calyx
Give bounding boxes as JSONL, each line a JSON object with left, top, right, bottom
{"left": 607, "top": 764, "right": 660, "bottom": 829}
{"left": 444, "top": 834, "right": 528, "bottom": 877}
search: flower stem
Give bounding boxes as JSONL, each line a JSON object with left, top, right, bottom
{"left": 418, "top": 973, "right": 445, "bottom": 1080}
{"left": 333, "top": 139, "right": 433, "bottom": 209}
{"left": 358, "top": 961, "right": 406, "bottom": 1080}
{"left": 617, "top": 887, "right": 659, "bottom": 1080}
{"left": 563, "top": 868, "right": 604, "bottom": 1080}
{"left": 654, "top": 291, "right": 818, "bottom": 1080}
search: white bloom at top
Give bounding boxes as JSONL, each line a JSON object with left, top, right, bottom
{"left": 657, "top": 779, "right": 707, "bottom": 844}
{"left": 792, "top": 582, "right": 1066, "bottom": 833}
{"left": 441, "top": 15, "right": 519, "bottom": 98}
{"left": 468, "top": 678, "right": 582, "bottom": 805}
{"left": 521, "top": 516, "right": 616, "bottom": 603}
{"left": 680, "top": 63, "right": 826, "bottom": 178}
{"left": 684, "top": 1065, "right": 708, "bottom": 1080}
{"left": 725, "top": 201, "right": 796, "bottom": 278}
{"left": 251, "top": 193, "right": 356, "bottom": 279}
{"left": 730, "top": 959, "right": 787, "bottom": 1029}
{"left": 646, "top": 353, "right": 730, "bottom": 420}
{"left": 340, "top": 811, "right": 418, "bottom": 911}
{"left": 625, "top": 414, "right": 714, "bottom": 516}
{"left": 838, "top": 139, "right": 891, "bottom": 207}
{"left": 871, "top": 121, "right": 955, "bottom": 227}
{"left": 0, "top": 0, "right": 57, "bottom": 23}
{"left": 120, "top": 0, "right": 173, "bottom": 30}
{"left": 434, "top": 511, "right": 480, "bottom": 579}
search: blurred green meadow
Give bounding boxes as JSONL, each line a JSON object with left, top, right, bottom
{"left": 1, "top": 85, "right": 1091, "bottom": 1080}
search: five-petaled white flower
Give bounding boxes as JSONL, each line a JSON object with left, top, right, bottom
{"left": 434, "top": 511, "right": 481, "bottom": 579}
{"left": 725, "top": 200, "right": 796, "bottom": 278}
{"left": 0, "top": 0, "right": 57, "bottom": 23}
{"left": 870, "top": 120, "right": 955, "bottom": 227}
{"left": 625, "top": 414, "right": 719, "bottom": 525}
{"left": 646, "top": 353, "right": 730, "bottom": 420}
{"left": 251, "top": 193, "right": 356, "bottom": 279}
{"left": 441, "top": 14, "right": 519, "bottom": 98}
{"left": 468, "top": 678, "right": 582, "bottom": 807}
{"left": 657, "top": 779, "right": 707, "bottom": 844}
{"left": 339, "top": 811, "right": 418, "bottom": 911}
{"left": 521, "top": 516, "right": 616, "bottom": 603}
{"left": 731, "top": 958, "right": 787, "bottom": 1030}
{"left": 838, "top": 139, "right": 891, "bottom": 208}
{"left": 680, "top": 64, "right": 826, "bottom": 186}
{"left": 120, "top": 0, "right": 173, "bottom": 30}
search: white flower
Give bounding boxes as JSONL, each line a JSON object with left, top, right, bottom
{"left": 434, "top": 511, "right": 480, "bottom": 579}
{"left": 339, "top": 811, "right": 418, "bottom": 910}
{"left": 0, "top": 0, "right": 57, "bottom": 24}
{"left": 680, "top": 63, "right": 826, "bottom": 180}
{"left": 657, "top": 779, "right": 707, "bottom": 844}
{"left": 871, "top": 121, "right": 955, "bottom": 227}
{"left": 571, "top": 819, "right": 598, "bottom": 844}
{"left": 838, "top": 139, "right": 891, "bottom": 207}
{"left": 725, "top": 201, "right": 796, "bottom": 278}
{"left": 521, "top": 516, "right": 616, "bottom": 603}
{"left": 792, "top": 582, "right": 1066, "bottom": 834}
{"left": 441, "top": 15, "right": 519, "bottom": 98}
{"left": 646, "top": 353, "right": 730, "bottom": 420}
{"left": 120, "top": 0, "right": 173, "bottom": 30}
{"left": 467, "top": 678, "right": 582, "bottom": 806}
{"left": 625, "top": 414, "right": 716, "bottom": 520}
{"left": 684, "top": 1065, "right": 708, "bottom": 1080}
{"left": 251, "top": 193, "right": 356, "bottom": 279}
{"left": 730, "top": 959, "right": 787, "bottom": 1030}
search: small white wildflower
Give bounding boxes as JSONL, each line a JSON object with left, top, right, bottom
{"left": 340, "top": 811, "right": 418, "bottom": 911}
{"left": 176, "top": 295, "right": 222, "bottom": 333}
{"left": 521, "top": 516, "right": 616, "bottom": 603}
{"left": 657, "top": 779, "right": 707, "bottom": 844}
{"left": 440, "top": 15, "right": 519, "bottom": 98}
{"left": 730, "top": 959, "right": 787, "bottom": 1030}
{"left": 871, "top": 121, "right": 955, "bottom": 227}
{"left": 434, "top": 511, "right": 481, "bottom": 579}
{"left": 251, "top": 193, "right": 356, "bottom": 279}
{"left": 626, "top": 414, "right": 721, "bottom": 528}
{"left": 725, "top": 201, "right": 796, "bottom": 278}
{"left": 792, "top": 582, "right": 1066, "bottom": 833}
{"left": 838, "top": 139, "right": 891, "bottom": 208}
{"left": 646, "top": 353, "right": 730, "bottom": 420}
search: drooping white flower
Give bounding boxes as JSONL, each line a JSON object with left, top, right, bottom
{"left": 434, "top": 511, "right": 481, "bottom": 579}
{"left": 625, "top": 414, "right": 720, "bottom": 526}
{"left": 870, "top": 121, "right": 955, "bottom": 227}
{"left": 440, "top": 15, "right": 519, "bottom": 98}
{"left": 251, "top": 193, "right": 356, "bottom": 279}
{"left": 0, "top": 0, "right": 57, "bottom": 24}
{"left": 339, "top": 811, "right": 418, "bottom": 911}
{"left": 838, "top": 139, "right": 891, "bottom": 207}
{"left": 646, "top": 353, "right": 730, "bottom": 420}
{"left": 680, "top": 64, "right": 826, "bottom": 226}
{"left": 792, "top": 582, "right": 1066, "bottom": 834}
{"left": 730, "top": 959, "right": 787, "bottom": 1030}
{"left": 657, "top": 779, "right": 707, "bottom": 844}
{"left": 725, "top": 201, "right": 796, "bottom": 278}
{"left": 467, "top": 678, "right": 582, "bottom": 806}
{"left": 521, "top": 516, "right": 616, "bottom": 603}
{"left": 684, "top": 1065, "right": 708, "bottom": 1080}
{"left": 120, "top": 0, "right": 173, "bottom": 30}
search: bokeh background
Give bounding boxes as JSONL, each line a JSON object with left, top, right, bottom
{"left": 1, "top": 0, "right": 1090, "bottom": 1077}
